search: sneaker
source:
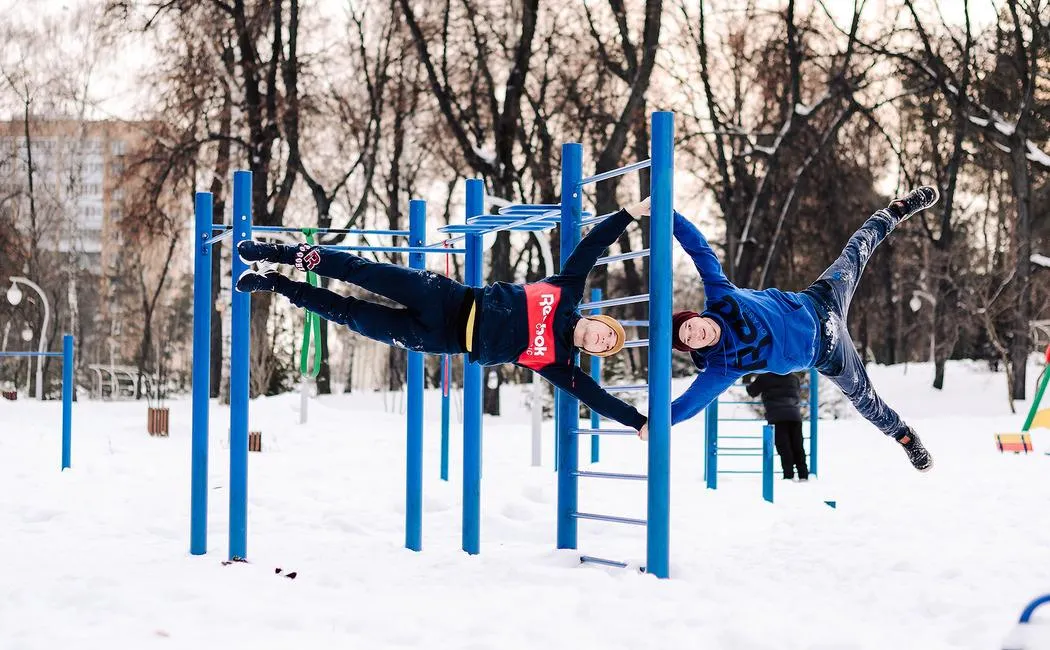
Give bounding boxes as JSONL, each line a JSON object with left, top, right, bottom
{"left": 888, "top": 186, "right": 939, "bottom": 220}
{"left": 235, "top": 268, "right": 281, "bottom": 293}
{"left": 237, "top": 240, "right": 298, "bottom": 265}
{"left": 896, "top": 429, "right": 933, "bottom": 472}
{"left": 797, "top": 477, "right": 809, "bottom": 482}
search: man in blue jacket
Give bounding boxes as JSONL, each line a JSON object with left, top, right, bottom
{"left": 663, "top": 188, "right": 938, "bottom": 472}
{"left": 234, "top": 199, "right": 651, "bottom": 437}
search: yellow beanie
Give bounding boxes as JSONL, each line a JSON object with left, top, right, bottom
{"left": 584, "top": 315, "right": 626, "bottom": 357}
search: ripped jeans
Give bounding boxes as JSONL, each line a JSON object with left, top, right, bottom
{"left": 802, "top": 206, "right": 911, "bottom": 440}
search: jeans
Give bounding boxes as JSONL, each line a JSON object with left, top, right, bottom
{"left": 802, "top": 206, "right": 911, "bottom": 440}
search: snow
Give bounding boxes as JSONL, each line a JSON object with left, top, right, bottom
{"left": 969, "top": 116, "right": 990, "bottom": 128}
{"left": 1031, "top": 253, "right": 1050, "bottom": 268}
{"left": 471, "top": 145, "right": 498, "bottom": 167}
{"left": 995, "top": 119, "right": 1017, "bottom": 136}
{"left": 1027, "top": 142, "right": 1050, "bottom": 168}
{"left": 794, "top": 103, "right": 812, "bottom": 116}
{"left": 3, "top": 359, "right": 1050, "bottom": 649}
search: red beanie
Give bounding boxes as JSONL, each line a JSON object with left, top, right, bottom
{"left": 672, "top": 310, "right": 701, "bottom": 352}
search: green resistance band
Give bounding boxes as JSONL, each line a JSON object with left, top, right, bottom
{"left": 299, "top": 229, "right": 322, "bottom": 378}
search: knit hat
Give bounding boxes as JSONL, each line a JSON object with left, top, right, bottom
{"left": 672, "top": 310, "right": 702, "bottom": 352}
{"left": 583, "top": 315, "right": 626, "bottom": 357}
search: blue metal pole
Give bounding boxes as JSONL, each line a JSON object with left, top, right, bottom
{"left": 462, "top": 179, "right": 485, "bottom": 555}
{"left": 705, "top": 400, "right": 718, "bottom": 490}
{"left": 61, "top": 334, "right": 73, "bottom": 470}
{"left": 440, "top": 355, "right": 450, "bottom": 482}
{"left": 229, "top": 170, "right": 252, "bottom": 561}
{"left": 762, "top": 424, "right": 774, "bottom": 504}
{"left": 406, "top": 200, "right": 426, "bottom": 552}
{"left": 589, "top": 288, "right": 602, "bottom": 464}
{"left": 646, "top": 111, "right": 674, "bottom": 579}
{"left": 556, "top": 142, "right": 583, "bottom": 551}
{"left": 553, "top": 391, "right": 559, "bottom": 472}
{"left": 809, "top": 367, "right": 819, "bottom": 477}
{"left": 191, "top": 191, "right": 213, "bottom": 555}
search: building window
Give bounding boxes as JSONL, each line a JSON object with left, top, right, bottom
{"left": 111, "top": 140, "right": 125, "bottom": 156}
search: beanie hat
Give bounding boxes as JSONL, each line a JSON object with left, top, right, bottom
{"left": 672, "top": 310, "right": 702, "bottom": 352}
{"left": 583, "top": 315, "right": 626, "bottom": 357}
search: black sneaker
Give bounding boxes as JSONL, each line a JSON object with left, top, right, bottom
{"left": 235, "top": 268, "right": 281, "bottom": 293}
{"left": 896, "top": 429, "right": 933, "bottom": 472}
{"left": 888, "top": 186, "right": 939, "bottom": 220}
{"left": 237, "top": 240, "right": 298, "bottom": 265}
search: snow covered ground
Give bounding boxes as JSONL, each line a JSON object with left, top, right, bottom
{"left": 2, "top": 359, "right": 1050, "bottom": 649}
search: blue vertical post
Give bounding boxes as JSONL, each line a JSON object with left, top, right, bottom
{"left": 647, "top": 111, "right": 674, "bottom": 579}
{"left": 589, "top": 288, "right": 602, "bottom": 464}
{"left": 440, "top": 355, "right": 450, "bottom": 481}
{"left": 556, "top": 142, "right": 583, "bottom": 550}
{"left": 762, "top": 424, "right": 774, "bottom": 503}
{"left": 462, "top": 179, "right": 485, "bottom": 555}
{"left": 705, "top": 400, "right": 718, "bottom": 490}
{"left": 229, "top": 170, "right": 252, "bottom": 561}
{"left": 553, "top": 391, "right": 559, "bottom": 472}
{"left": 191, "top": 191, "right": 213, "bottom": 555}
{"left": 809, "top": 367, "right": 819, "bottom": 477}
{"left": 60, "top": 334, "right": 73, "bottom": 470}
{"left": 406, "top": 200, "right": 426, "bottom": 552}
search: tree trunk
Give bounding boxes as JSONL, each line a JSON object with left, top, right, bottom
{"left": 1009, "top": 136, "right": 1032, "bottom": 401}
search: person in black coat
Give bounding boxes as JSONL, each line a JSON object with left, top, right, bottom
{"left": 745, "top": 372, "right": 809, "bottom": 480}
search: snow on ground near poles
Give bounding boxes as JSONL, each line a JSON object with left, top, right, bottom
{"left": 1, "top": 359, "right": 1050, "bottom": 650}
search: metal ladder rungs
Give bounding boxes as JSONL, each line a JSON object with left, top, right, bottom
{"left": 573, "top": 470, "right": 648, "bottom": 481}
{"left": 572, "top": 511, "right": 647, "bottom": 526}
{"left": 574, "top": 427, "right": 636, "bottom": 436}
{"left": 580, "top": 555, "right": 629, "bottom": 568}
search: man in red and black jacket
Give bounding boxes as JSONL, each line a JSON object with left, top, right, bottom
{"left": 236, "top": 198, "right": 651, "bottom": 437}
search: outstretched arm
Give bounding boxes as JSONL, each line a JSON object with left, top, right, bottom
{"left": 537, "top": 365, "right": 647, "bottom": 431}
{"left": 671, "top": 373, "right": 736, "bottom": 425}
{"left": 557, "top": 208, "right": 635, "bottom": 289}
{"left": 673, "top": 211, "right": 735, "bottom": 299}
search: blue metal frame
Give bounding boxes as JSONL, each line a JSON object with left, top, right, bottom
{"left": 647, "top": 111, "right": 674, "bottom": 579}
{"left": 556, "top": 142, "right": 583, "bottom": 551}
{"left": 589, "top": 288, "right": 602, "bottom": 464}
{"left": 440, "top": 354, "right": 450, "bottom": 482}
{"left": 4, "top": 338, "right": 76, "bottom": 467}
{"left": 809, "top": 367, "right": 819, "bottom": 477}
{"left": 762, "top": 425, "right": 774, "bottom": 503}
{"left": 405, "top": 200, "right": 426, "bottom": 552}
{"left": 229, "top": 170, "right": 252, "bottom": 561}
{"left": 462, "top": 179, "right": 485, "bottom": 555}
{"left": 190, "top": 191, "right": 212, "bottom": 555}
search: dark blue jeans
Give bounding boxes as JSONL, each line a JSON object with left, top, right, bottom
{"left": 273, "top": 248, "right": 470, "bottom": 354}
{"left": 802, "top": 206, "right": 910, "bottom": 440}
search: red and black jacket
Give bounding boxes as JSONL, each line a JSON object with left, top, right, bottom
{"left": 467, "top": 209, "right": 646, "bottom": 430}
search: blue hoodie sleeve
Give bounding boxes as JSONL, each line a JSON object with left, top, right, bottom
{"left": 537, "top": 364, "right": 647, "bottom": 430}
{"left": 673, "top": 211, "right": 734, "bottom": 300}
{"left": 554, "top": 208, "right": 635, "bottom": 296}
{"left": 671, "top": 373, "right": 736, "bottom": 425}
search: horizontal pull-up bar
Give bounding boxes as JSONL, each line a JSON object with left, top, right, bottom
{"left": 578, "top": 159, "right": 651, "bottom": 186}
{"left": 212, "top": 224, "right": 410, "bottom": 237}
{"left": 619, "top": 320, "right": 649, "bottom": 327}
{"left": 600, "top": 384, "right": 648, "bottom": 393}
{"left": 622, "top": 339, "right": 649, "bottom": 349}
{"left": 580, "top": 293, "right": 649, "bottom": 310}
{"left": 595, "top": 249, "right": 650, "bottom": 266}
{"left": 579, "top": 211, "right": 624, "bottom": 227}
{"left": 0, "top": 351, "right": 64, "bottom": 358}
{"left": 321, "top": 245, "right": 467, "bottom": 255}
{"left": 205, "top": 230, "right": 234, "bottom": 246}
{"left": 253, "top": 226, "right": 411, "bottom": 236}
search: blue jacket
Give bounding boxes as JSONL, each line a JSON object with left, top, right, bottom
{"left": 671, "top": 211, "right": 821, "bottom": 426}
{"left": 471, "top": 209, "right": 647, "bottom": 430}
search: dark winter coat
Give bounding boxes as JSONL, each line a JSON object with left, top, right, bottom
{"left": 745, "top": 372, "right": 803, "bottom": 422}
{"left": 469, "top": 208, "right": 646, "bottom": 430}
